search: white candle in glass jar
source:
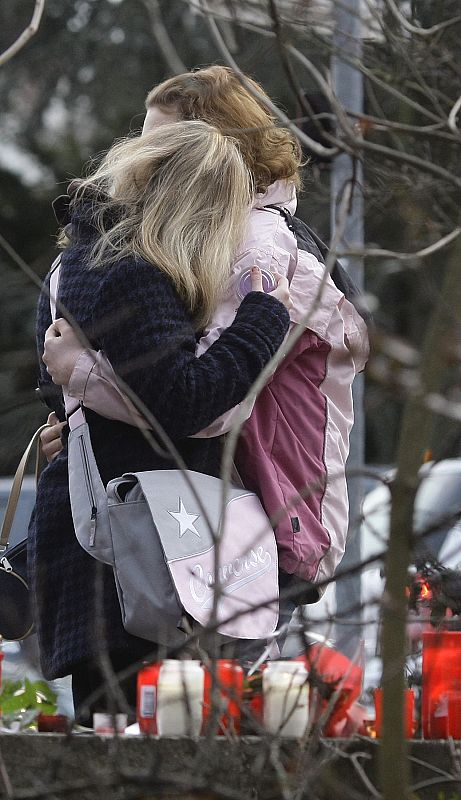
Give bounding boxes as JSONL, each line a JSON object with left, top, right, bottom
{"left": 156, "top": 660, "right": 204, "bottom": 737}
{"left": 263, "top": 661, "right": 309, "bottom": 737}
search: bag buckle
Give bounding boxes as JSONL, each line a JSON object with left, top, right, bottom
{"left": 0, "top": 556, "right": 13, "bottom": 572}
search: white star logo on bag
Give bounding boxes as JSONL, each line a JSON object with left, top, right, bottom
{"left": 168, "top": 499, "right": 201, "bottom": 538}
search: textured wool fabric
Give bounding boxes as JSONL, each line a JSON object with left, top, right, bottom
{"left": 29, "top": 204, "right": 290, "bottom": 680}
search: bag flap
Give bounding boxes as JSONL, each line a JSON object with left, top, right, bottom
{"left": 124, "top": 470, "right": 279, "bottom": 639}
{"left": 129, "top": 469, "right": 234, "bottom": 558}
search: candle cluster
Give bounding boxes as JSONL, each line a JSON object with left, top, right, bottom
{"left": 137, "top": 658, "right": 310, "bottom": 737}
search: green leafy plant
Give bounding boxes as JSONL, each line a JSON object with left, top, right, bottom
{"left": 0, "top": 678, "right": 57, "bottom": 730}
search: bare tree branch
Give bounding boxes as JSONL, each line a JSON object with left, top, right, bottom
{"left": 340, "top": 225, "right": 461, "bottom": 260}
{"left": 448, "top": 93, "right": 461, "bottom": 133}
{"left": 197, "top": 0, "right": 340, "bottom": 159}
{"left": 357, "top": 63, "right": 444, "bottom": 125}
{"left": 0, "top": 0, "right": 46, "bottom": 67}
{"left": 286, "top": 43, "right": 359, "bottom": 144}
{"left": 141, "top": 0, "right": 187, "bottom": 75}
{"left": 287, "top": 45, "right": 461, "bottom": 189}
{"left": 383, "top": 0, "right": 461, "bottom": 38}
{"left": 347, "top": 111, "right": 460, "bottom": 143}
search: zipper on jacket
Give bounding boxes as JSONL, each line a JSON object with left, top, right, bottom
{"left": 78, "top": 434, "right": 98, "bottom": 547}
{"left": 0, "top": 557, "right": 12, "bottom": 572}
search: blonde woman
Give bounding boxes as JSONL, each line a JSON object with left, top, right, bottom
{"left": 30, "top": 120, "right": 291, "bottom": 725}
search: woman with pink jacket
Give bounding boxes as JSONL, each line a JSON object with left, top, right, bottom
{"left": 42, "top": 65, "right": 368, "bottom": 614}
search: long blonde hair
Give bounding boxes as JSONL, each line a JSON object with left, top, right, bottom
{"left": 147, "top": 66, "right": 302, "bottom": 194}
{"left": 74, "top": 121, "right": 253, "bottom": 330}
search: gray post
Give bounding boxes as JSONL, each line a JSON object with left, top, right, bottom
{"left": 330, "top": 0, "right": 365, "bottom": 658}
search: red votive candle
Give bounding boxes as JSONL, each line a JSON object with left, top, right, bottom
{"left": 137, "top": 662, "right": 162, "bottom": 735}
{"left": 374, "top": 687, "right": 415, "bottom": 738}
{"left": 202, "top": 659, "right": 244, "bottom": 735}
{"left": 37, "top": 714, "right": 69, "bottom": 733}
{"left": 422, "top": 631, "right": 461, "bottom": 738}
{"left": 447, "top": 691, "right": 461, "bottom": 739}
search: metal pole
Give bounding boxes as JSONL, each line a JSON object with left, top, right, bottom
{"left": 331, "top": 0, "right": 365, "bottom": 658}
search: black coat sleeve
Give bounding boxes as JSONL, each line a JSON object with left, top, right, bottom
{"left": 92, "top": 258, "right": 290, "bottom": 440}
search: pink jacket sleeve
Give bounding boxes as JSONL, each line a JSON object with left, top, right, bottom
{"left": 67, "top": 349, "right": 149, "bottom": 428}
{"left": 67, "top": 346, "right": 254, "bottom": 435}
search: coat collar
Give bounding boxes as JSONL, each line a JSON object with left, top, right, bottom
{"left": 253, "top": 179, "right": 297, "bottom": 214}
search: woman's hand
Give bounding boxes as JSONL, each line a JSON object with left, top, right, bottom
{"left": 40, "top": 412, "right": 66, "bottom": 462}
{"left": 43, "top": 318, "right": 85, "bottom": 386}
{"left": 250, "top": 267, "right": 292, "bottom": 311}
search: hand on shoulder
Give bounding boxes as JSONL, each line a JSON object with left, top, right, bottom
{"left": 42, "top": 318, "right": 85, "bottom": 386}
{"left": 251, "top": 266, "right": 292, "bottom": 311}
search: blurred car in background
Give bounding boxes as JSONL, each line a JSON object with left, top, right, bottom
{"left": 284, "top": 459, "right": 461, "bottom": 694}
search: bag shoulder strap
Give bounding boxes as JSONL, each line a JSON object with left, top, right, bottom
{"left": 258, "top": 204, "right": 298, "bottom": 284}
{"left": 0, "top": 424, "right": 50, "bottom": 551}
{"left": 263, "top": 203, "right": 297, "bottom": 233}
{"left": 261, "top": 204, "right": 330, "bottom": 269}
{"left": 49, "top": 255, "right": 61, "bottom": 323}
{"left": 48, "top": 256, "right": 81, "bottom": 418}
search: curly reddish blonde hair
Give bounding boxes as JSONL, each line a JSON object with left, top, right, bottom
{"left": 146, "top": 65, "right": 302, "bottom": 194}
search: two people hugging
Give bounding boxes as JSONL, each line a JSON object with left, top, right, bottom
{"left": 33, "top": 65, "right": 368, "bottom": 725}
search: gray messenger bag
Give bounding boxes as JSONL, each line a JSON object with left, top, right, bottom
{"left": 67, "top": 406, "right": 279, "bottom": 646}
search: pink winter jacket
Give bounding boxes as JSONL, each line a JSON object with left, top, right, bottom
{"left": 65, "top": 180, "right": 368, "bottom": 585}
